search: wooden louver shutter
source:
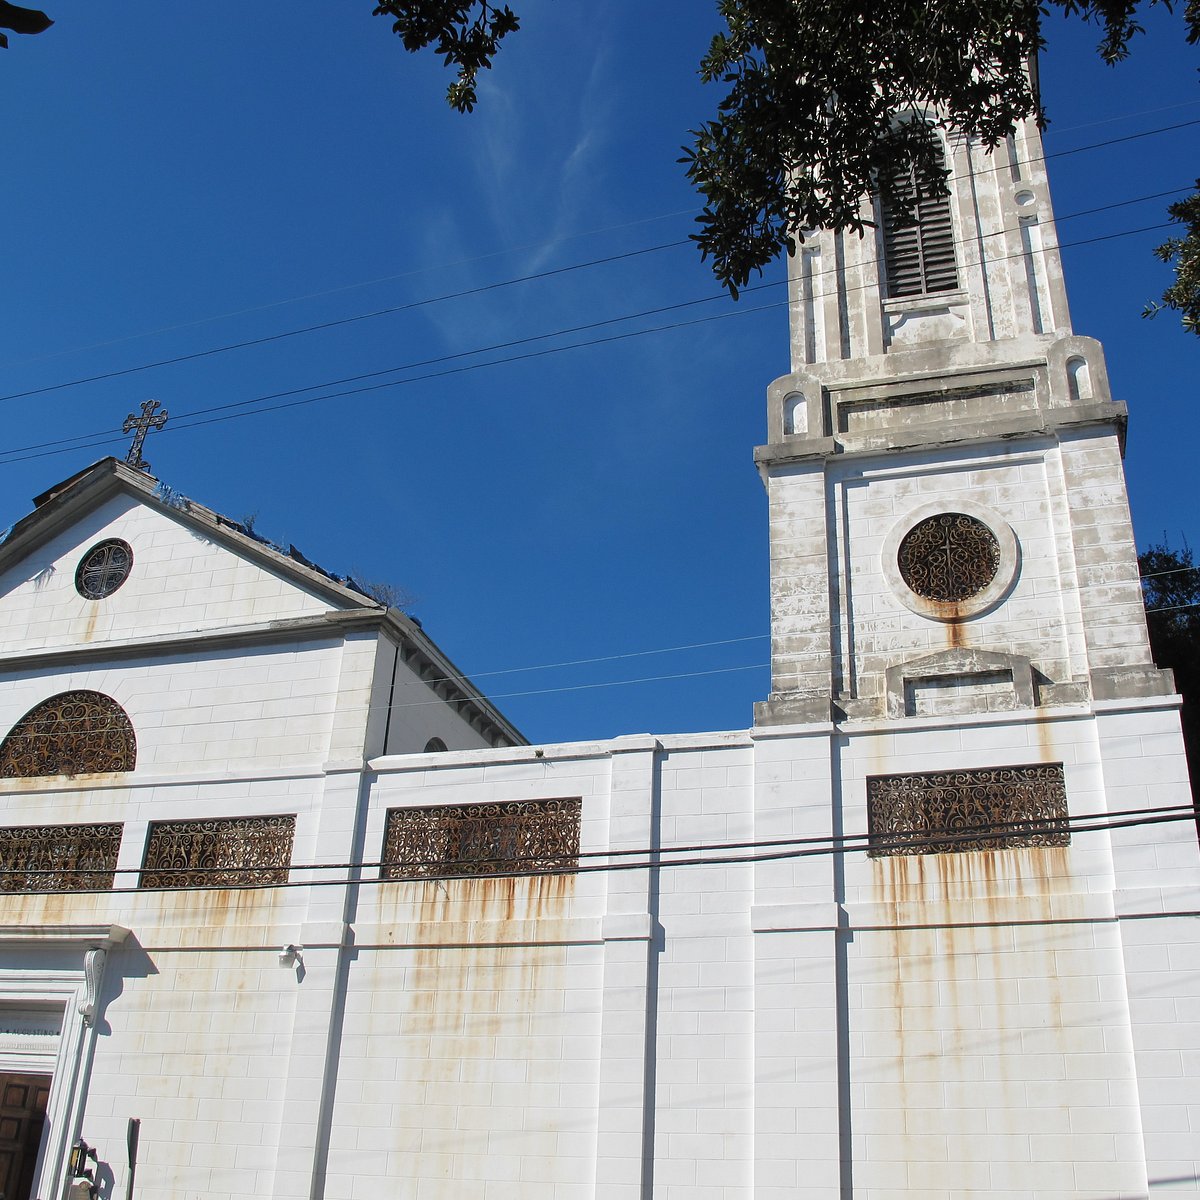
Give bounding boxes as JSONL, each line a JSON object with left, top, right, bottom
{"left": 880, "top": 137, "right": 959, "bottom": 299}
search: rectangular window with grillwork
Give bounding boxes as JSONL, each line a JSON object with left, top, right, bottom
{"left": 0, "top": 822, "right": 121, "bottom": 892}
{"left": 382, "top": 798, "right": 582, "bottom": 879}
{"left": 141, "top": 814, "right": 295, "bottom": 888}
{"left": 867, "top": 763, "right": 1069, "bottom": 857}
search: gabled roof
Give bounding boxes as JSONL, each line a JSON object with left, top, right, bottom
{"left": 2, "top": 457, "right": 526, "bottom": 748}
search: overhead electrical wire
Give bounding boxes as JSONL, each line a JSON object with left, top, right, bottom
{"left": 3, "top": 212, "right": 699, "bottom": 372}
{"left": 15, "top": 100, "right": 1200, "bottom": 373}
{"left": 0, "top": 172, "right": 1191, "bottom": 467}
{"left": 0, "top": 562, "right": 1186, "bottom": 724}
{"left": 0, "top": 133, "right": 1189, "bottom": 714}
{"left": 3, "top": 179, "right": 1188, "bottom": 466}
{"left": 2, "top": 803, "right": 1194, "bottom": 893}
{"left": 11, "top": 97, "right": 1197, "bottom": 374}
{"left": 0, "top": 241, "right": 691, "bottom": 405}
{"left": 0, "top": 119, "right": 1192, "bottom": 907}
{"left": 1, "top": 116, "right": 1197, "bottom": 410}
{"left": 0, "top": 215, "right": 1185, "bottom": 470}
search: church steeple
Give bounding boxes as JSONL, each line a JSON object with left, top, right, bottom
{"left": 754, "top": 112, "right": 1170, "bottom": 726}
{"left": 785, "top": 112, "right": 1072, "bottom": 371}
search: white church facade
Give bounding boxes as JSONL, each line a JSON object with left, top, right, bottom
{"left": 0, "top": 110, "right": 1197, "bottom": 1200}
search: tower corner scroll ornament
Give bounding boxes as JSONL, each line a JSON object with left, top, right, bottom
{"left": 123, "top": 399, "right": 168, "bottom": 473}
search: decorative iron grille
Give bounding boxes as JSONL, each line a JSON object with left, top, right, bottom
{"left": 382, "top": 798, "right": 582, "bottom": 879}
{"left": 867, "top": 763, "right": 1068, "bottom": 857}
{"left": 75, "top": 539, "right": 134, "bottom": 599}
{"left": 897, "top": 512, "right": 1001, "bottom": 603}
{"left": 141, "top": 814, "right": 295, "bottom": 888}
{"left": 0, "top": 822, "right": 122, "bottom": 892}
{"left": 0, "top": 691, "right": 136, "bottom": 778}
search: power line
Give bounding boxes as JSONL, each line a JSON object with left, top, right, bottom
{"left": 0, "top": 596, "right": 1188, "bottom": 727}
{"left": 1145, "top": 600, "right": 1200, "bottom": 616}
{"left": 1041, "top": 116, "right": 1200, "bottom": 164}
{"left": 1142, "top": 566, "right": 1200, "bottom": 580}
{"left": 11, "top": 97, "right": 1196, "bottom": 375}
{"left": 5, "top": 804, "right": 1193, "bottom": 894}
{"left": 0, "top": 214, "right": 1181, "bottom": 469}
{"left": 444, "top": 634, "right": 768, "bottom": 682}
{"left": 1, "top": 117, "right": 1196, "bottom": 412}
{"left": 0, "top": 170, "right": 1190, "bottom": 467}
{"left": 1, "top": 578, "right": 1191, "bottom": 722}
{"left": 2, "top": 212, "right": 697, "bottom": 372}
{"left": 1048, "top": 98, "right": 1200, "bottom": 137}
{"left": 0, "top": 297, "right": 782, "bottom": 464}
{"left": 0, "top": 240, "right": 689, "bottom": 405}
{"left": 0, "top": 568, "right": 1182, "bottom": 722}
{"left": 24, "top": 801, "right": 1190, "bottom": 874}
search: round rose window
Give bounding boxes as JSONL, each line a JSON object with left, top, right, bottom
{"left": 896, "top": 513, "right": 1000, "bottom": 603}
{"left": 75, "top": 539, "right": 134, "bottom": 600}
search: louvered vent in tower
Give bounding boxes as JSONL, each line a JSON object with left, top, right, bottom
{"left": 880, "top": 132, "right": 959, "bottom": 299}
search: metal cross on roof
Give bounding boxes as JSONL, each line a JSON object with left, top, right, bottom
{"left": 123, "top": 399, "right": 168, "bottom": 474}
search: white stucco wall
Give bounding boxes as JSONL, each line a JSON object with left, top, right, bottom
{"left": 0, "top": 696, "right": 1193, "bottom": 1200}
{"left": 0, "top": 495, "right": 337, "bottom": 655}
{"left": 379, "top": 646, "right": 498, "bottom": 756}
{"left": 767, "top": 421, "right": 1152, "bottom": 718}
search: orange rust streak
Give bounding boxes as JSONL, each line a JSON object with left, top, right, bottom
{"left": 384, "top": 873, "right": 576, "bottom": 1189}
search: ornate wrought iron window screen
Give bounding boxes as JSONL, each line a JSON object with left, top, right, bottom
{"left": 897, "top": 512, "right": 1001, "bottom": 603}
{"left": 382, "top": 798, "right": 582, "bottom": 880}
{"left": 0, "top": 822, "right": 122, "bottom": 892}
{"left": 141, "top": 814, "right": 296, "bottom": 889}
{"left": 0, "top": 691, "right": 137, "bottom": 778}
{"left": 867, "top": 763, "right": 1069, "bottom": 857}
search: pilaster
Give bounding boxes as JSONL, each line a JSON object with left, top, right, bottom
{"left": 269, "top": 633, "right": 386, "bottom": 1199}
{"left": 595, "top": 735, "right": 661, "bottom": 1200}
{"left": 750, "top": 726, "right": 843, "bottom": 1198}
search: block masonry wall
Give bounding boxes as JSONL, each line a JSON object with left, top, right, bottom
{"left": 5, "top": 709, "right": 1190, "bottom": 1200}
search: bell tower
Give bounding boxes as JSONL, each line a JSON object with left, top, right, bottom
{"left": 753, "top": 111, "right": 1172, "bottom": 725}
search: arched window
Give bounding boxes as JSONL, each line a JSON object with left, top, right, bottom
{"left": 423, "top": 737, "right": 448, "bottom": 754}
{"left": 879, "top": 126, "right": 959, "bottom": 299}
{"left": 0, "top": 691, "right": 136, "bottom": 778}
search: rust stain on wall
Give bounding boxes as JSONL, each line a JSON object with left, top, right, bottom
{"left": 369, "top": 871, "right": 577, "bottom": 1194}
{"left": 1035, "top": 716, "right": 1057, "bottom": 764}
{"left": 143, "top": 884, "right": 284, "bottom": 948}
{"left": 869, "top": 838, "right": 1077, "bottom": 1191}
{"left": 924, "top": 598, "right": 967, "bottom": 646}
{"left": 875, "top": 841, "right": 1072, "bottom": 906}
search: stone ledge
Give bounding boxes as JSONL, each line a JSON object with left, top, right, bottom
{"left": 885, "top": 647, "right": 1034, "bottom": 719}
{"left": 754, "top": 694, "right": 834, "bottom": 726}
{"left": 1091, "top": 665, "right": 1177, "bottom": 702}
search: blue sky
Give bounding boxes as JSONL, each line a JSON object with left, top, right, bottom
{"left": 1, "top": 1, "right": 1198, "bottom": 743}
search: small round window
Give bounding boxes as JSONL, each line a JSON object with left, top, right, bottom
{"left": 897, "top": 513, "right": 1000, "bottom": 603}
{"left": 75, "top": 539, "right": 133, "bottom": 600}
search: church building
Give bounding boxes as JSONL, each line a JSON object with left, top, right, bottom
{"left": 0, "top": 109, "right": 1196, "bottom": 1200}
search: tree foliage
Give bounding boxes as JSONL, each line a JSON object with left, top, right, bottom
{"left": 1140, "top": 539, "right": 1200, "bottom": 804}
{"left": 0, "top": 0, "right": 50, "bottom": 48}
{"left": 681, "top": 0, "right": 1045, "bottom": 296}
{"left": 1146, "top": 184, "right": 1200, "bottom": 333}
{"left": 371, "top": 0, "right": 1200, "bottom": 303}
{"left": 371, "top": 1, "right": 519, "bottom": 113}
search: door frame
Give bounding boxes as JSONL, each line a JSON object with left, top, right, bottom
{"left": 0, "top": 925, "right": 128, "bottom": 1200}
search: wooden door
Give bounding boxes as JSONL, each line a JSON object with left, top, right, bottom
{"left": 0, "top": 1074, "right": 50, "bottom": 1200}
